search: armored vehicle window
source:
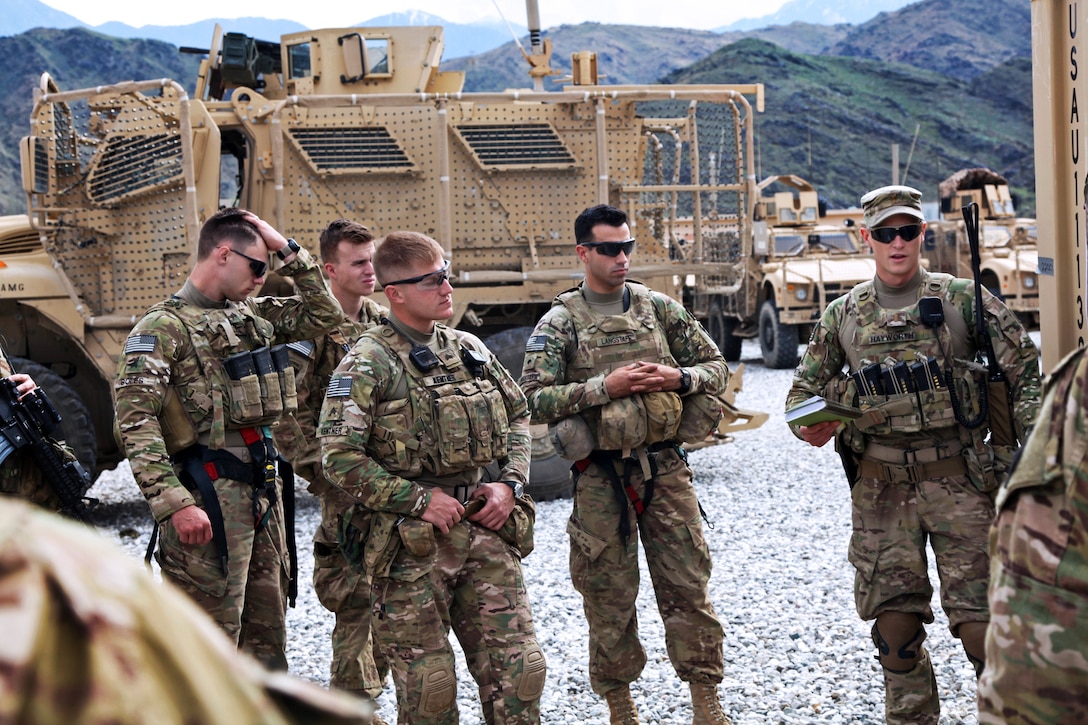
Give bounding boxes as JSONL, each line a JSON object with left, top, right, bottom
{"left": 983, "top": 226, "right": 1011, "bottom": 248}
{"left": 287, "top": 42, "right": 311, "bottom": 79}
{"left": 366, "top": 38, "right": 390, "bottom": 75}
{"left": 774, "top": 234, "right": 804, "bottom": 254}
{"left": 813, "top": 232, "right": 856, "bottom": 252}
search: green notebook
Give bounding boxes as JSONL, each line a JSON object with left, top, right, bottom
{"left": 786, "top": 396, "right": 862, "bottom": 427}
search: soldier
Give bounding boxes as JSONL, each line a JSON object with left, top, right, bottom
{"left": 319, "top": 231, "right": 546, "bottom": 724}
{"left": 786, "top": 185, "right": 1040, "bottom": 724}
{"left": 977, "top": 347, "right": 1088, "bottom": 724}
{"left": 272, "top": 219, "right": 389, "bottom": 712}
{"left": 0, "top": 350, "right": 48, "bottom": 505}
{"left": 519, "top": 204, "right": 732, "bottom": 725}
{"left": 114, "top": 208, "right": 343, "bottom": 670}
{"left": 0, "top": 496, "right": 374, "bottom": 724}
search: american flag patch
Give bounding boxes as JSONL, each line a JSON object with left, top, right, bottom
{"left": 124, "top": 334, "right": 157, "bottom": 354}
{"left": 326, "top": 376, "right": 353, "bottom": 398}
{"left": 525, "top": 334, "right": 548, "bottom": 353}
{"left": 287, "top": 340, "right": 316, "bottom": 357}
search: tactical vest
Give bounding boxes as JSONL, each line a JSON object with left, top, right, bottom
{"left": 556, "top": 284, "right": 683, "bottom": 451}
{"left": 364, "top": 324, "right": 511, "bottom": 478}
{"left": 838, "top": 273, "right": 982, "bottom": 439}
{"left": 148, "top": 297, "right": 297, "bottom": 450}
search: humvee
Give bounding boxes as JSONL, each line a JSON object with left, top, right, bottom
{"left": 922, "top": 168, "right": 1039, "bottom": 328}
{"left": 10, "top": 10, "right": 769, "bottom": 497}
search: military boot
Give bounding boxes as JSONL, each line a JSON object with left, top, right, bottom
{"left": 604, "top": 686, "right": 640, "bottom": 725}
{"left": 690, "top": 683, "right": 731, "bottom": 725}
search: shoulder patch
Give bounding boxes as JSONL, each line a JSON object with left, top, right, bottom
{"left": 326, "top": 375, "right": 353, "bottom": 398}
{"left": 124, "top": 334, "right": 157, "bottom": 355}
{"left": 525, "top": 334, "right": 548, "bottom": 352}
{"left": 287, "top": 340, "right": 316, "bottom": 358}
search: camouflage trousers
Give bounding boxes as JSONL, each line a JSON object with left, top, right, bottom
{"left": 567, "top": 446, "right": 724, "bottom": 695}
{"left": 314, "top": 487, "right": 388, "bottom": 695}
{"left": 849, "top": 470, "right": 993, "bottom": 723}
{"left": 371, "top": 519, "right": 545, "bottom": 724}
{"left": 978, "top": 473, "right": 1088, "bottom": 723}
{"left": 156, "top": 475, "right": 289, "bottom": 670}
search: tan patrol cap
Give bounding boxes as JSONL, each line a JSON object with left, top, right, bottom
{"left": 860, "top": 185, "right": 925, "bottom": 227}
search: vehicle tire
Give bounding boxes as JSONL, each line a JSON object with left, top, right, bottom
{"left": 758, "top": 301, "right": 800, "bottom": 369}
{"left": 707, "top": 304, "right": 742, "bottom": 362}
{"left": 10, "top": 357, "right": 97, "bottom": 494}
{"left": 484, "top": 327, "right": 573, "bottom": 501}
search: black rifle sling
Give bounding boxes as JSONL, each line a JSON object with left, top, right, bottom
{"left": 179, "top": 454, "right": 230, "bottom": 576}
{"left": 279, "top": 455, "right": 298, "bottom": 607}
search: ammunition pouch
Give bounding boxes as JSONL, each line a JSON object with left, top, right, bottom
{"left": 222, "top": 345, "right": 298, "bottom": 427}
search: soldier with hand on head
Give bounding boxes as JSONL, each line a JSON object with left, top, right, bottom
{"left": 786, "top": 186, "right": 1040, "bottom": 724}
{"left": 114, "top": 208, "right": 343, "bottom": 670}
{"left": 519, "top": 204, "right": 733, "bottom": 725}
{"left": 319, "top": 231, "right": 546, "bottom": 725}
{"left": 272, "top": 219, "right": 390, "bottom": 717}
{"left": 977, "top": 347, "right": 1088, "bottom": 724}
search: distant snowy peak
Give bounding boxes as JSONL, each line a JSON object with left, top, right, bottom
{"left": 722, "top": 0, "right": 915, "bottom": 31}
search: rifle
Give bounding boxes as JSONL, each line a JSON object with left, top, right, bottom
{"left": 0, "top": 378, "right": 93, "bottom": 520}
{"left": 962, "top": 202, "right": 1019, "bottom": 447}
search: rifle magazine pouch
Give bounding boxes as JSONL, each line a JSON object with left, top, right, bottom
{"left": 226, "top": 374, "right": 264, "bottom": 424}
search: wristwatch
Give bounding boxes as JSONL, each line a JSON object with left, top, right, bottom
{"left": 677, "top": 367, "right": 692, "bottom": 394}
{"left": 502, "top": 480, "right": 525, "bottom": 499}
{"left": 276, "top": 238, "right": 301, "bottom": 260}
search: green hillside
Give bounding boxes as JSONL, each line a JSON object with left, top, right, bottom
{"left": 667, "top": 39, "right": 1034, "bottom": 214}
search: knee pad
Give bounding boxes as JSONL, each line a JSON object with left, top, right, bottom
{"left": 872, "top": 613, "right": 927, "bottom": 674}
{"left": 417, "top": 661, "right": 457, "bottom": 718}
{"left": 516, "top": 644, "right": 547, "bottom": 701}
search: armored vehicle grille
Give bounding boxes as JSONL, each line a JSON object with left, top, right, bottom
{"left": 0, "top": 228, "right": 42, "bottom": 256}
{"left": 455, "top": 124, "right": 576, "bottom": 168}
{"left": 87, "top": 134, "right": 183, "bottom": 204}
{"left": 289, "top": 127, "right": 411, "bottom": 170}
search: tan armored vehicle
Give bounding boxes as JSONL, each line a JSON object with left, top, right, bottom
{"left": 10, "top": 9, "right": 769, "bottom": 496}
{"left": 923, "top": 168, "right": 1039, "bottom": 328}
{"left": 689, "top": 174, "right": 875, "bottom": 369}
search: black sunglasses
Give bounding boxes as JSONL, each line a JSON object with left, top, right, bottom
{"left": 384, "top": 259, "right": 452, "bottom": 290}
{"left": 580, "top": 239, "right": 636, "bottom": 257}
{"left": 869, "top": 224, "right": 922, "bottom": 244}
{"left": 228, "top": 247, "right": 268, "bottom": 277}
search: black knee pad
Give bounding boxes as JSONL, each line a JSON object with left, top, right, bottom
{"left": 872, "top": 616, "right": 927, "bottom": 674}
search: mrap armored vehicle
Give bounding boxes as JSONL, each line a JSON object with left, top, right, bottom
{"left": 6, "top": 6, "right": 768, "bottom": 494}
{"left": 921, "top": 168, "right": 1039, "bottom": 329}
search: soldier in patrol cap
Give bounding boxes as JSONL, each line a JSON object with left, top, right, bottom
{"left": 786, "top": 185, "right": 1041, "bottom": 724}
{"left": 114, "top": 208, "right": 343, "bottom": 670}
{"left": 977, "top": 347, "right": 1088, "bottom": 724}
{"left": 519, "top": 204, "right": 733, "bottom": 725}
{"left": 319, "top": 231, "right": 545, "bottom": 724}
{"left": 272, "top": 219, "right": 390, "bottom": 717}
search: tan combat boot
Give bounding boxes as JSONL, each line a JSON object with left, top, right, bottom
{"left": 604, "top": 686, "right": 640, "bottom": 725}
{"left": 690, "top": 682, "right": 732, "bottom": 725}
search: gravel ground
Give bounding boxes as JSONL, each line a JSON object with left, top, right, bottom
{"left": 86, "top": 337, "right": 982, "bottom": 725}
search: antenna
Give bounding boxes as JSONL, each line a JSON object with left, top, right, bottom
{"left": 492, "top": 0, "right": 528, "bottom": 55}
{"left": 902, "top": 123, "right": 921, "bottom": 185}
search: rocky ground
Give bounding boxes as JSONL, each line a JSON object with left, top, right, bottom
{"left": 86, "top": 337, "right": 983, "bottom": 724}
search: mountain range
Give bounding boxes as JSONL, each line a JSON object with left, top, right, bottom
{"left": 0, "top": 0, "right": 1033, "bottom": 216}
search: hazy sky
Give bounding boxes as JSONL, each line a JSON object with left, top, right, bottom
{"left": 36, "top": 0, "right": 790, "bottom": 31}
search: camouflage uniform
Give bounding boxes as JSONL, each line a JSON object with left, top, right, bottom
{"left": 977, "top": 347, "right": 1088, "bottom": 724}
{"left": 273, "top": 295, "right": 389, "bottom": 694}
{"left": 0, "top": 351, "right": 73, "bottom": 512}
{"left": 115, "top": 246, "right": 342, "bottom": 670}
{"left": 0, "top": 497, "right": 373, "bottom": 724}
{"left": 786, "top": 268, "right": 1040, "bottom": 724}
{"left": 320, "top": 316, "right": 546, "bottom": 725}
{"left": 519, "top": 281, "right": 728, "bottom": 697}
